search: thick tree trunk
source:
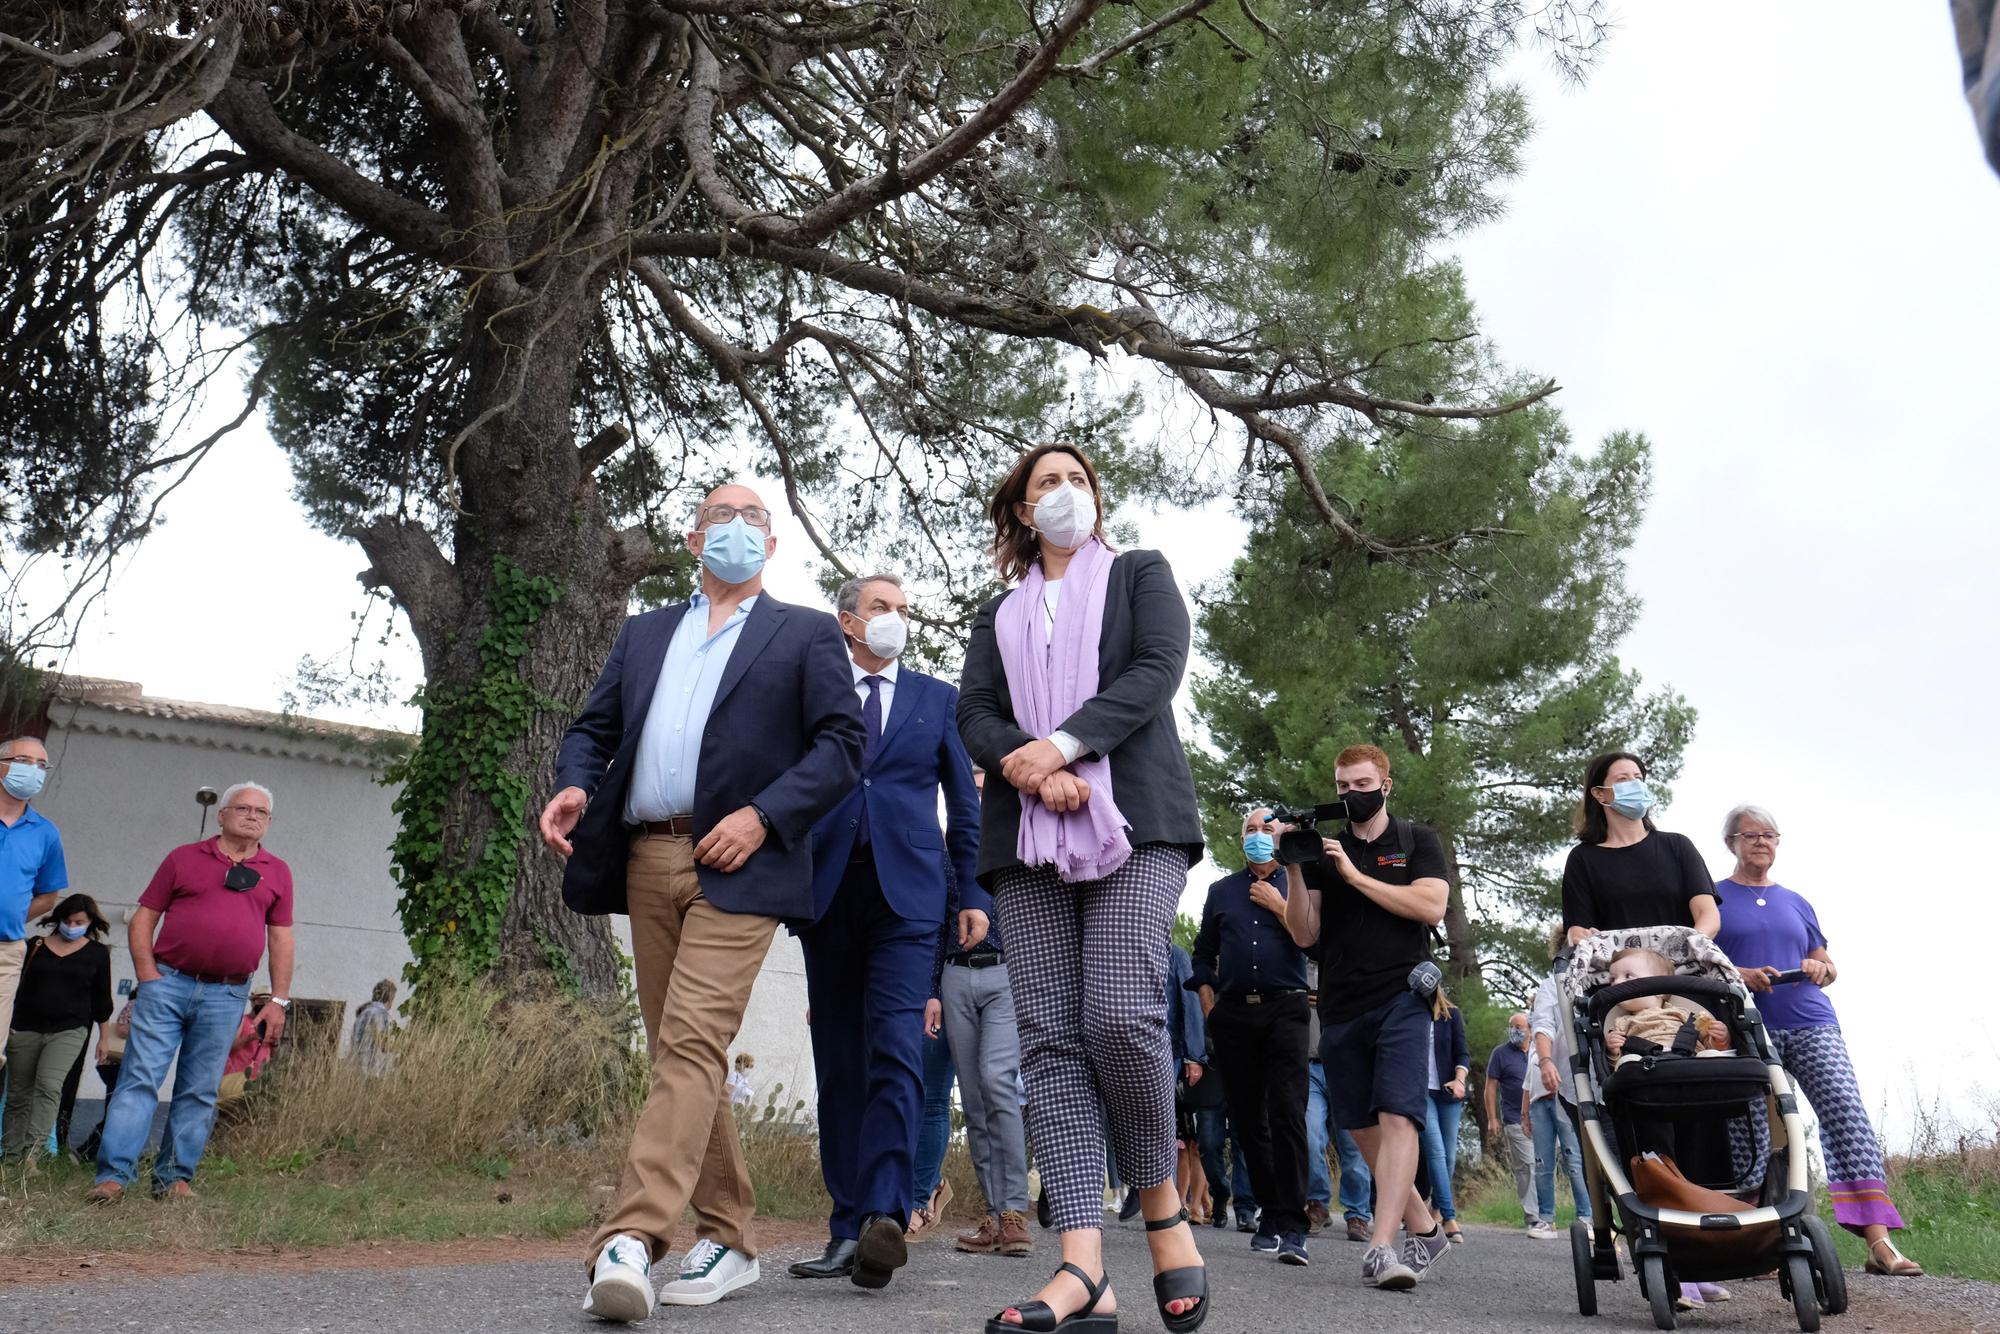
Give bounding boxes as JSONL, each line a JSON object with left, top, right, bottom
{"left": 366, "top": 278, "right": 643, "bottom": 1001}
{"left": 1434, "top": 828, "right": 1479, "bottom": 985}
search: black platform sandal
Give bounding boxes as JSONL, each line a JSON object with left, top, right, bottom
{"left": 1145, "top": 1208, "right": 1209, "bottom": 1333}
{"left": 983, "top": 1260, "right": 1116, "bottom": 1333}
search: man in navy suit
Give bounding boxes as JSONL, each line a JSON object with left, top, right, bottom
{"left": 539, "top": 483, "right": 864, "bottom": 1324}
{"left": 786, "top": 572, "right": 984, "bottom": 1290}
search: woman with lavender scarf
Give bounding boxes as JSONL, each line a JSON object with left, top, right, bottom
{"left": 960, "top": 444, "right": 1210, "bottom": 1334}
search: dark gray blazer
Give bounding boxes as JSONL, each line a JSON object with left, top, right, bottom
{"left": 957, "top": 548, "right": 1204, "bottom": 888}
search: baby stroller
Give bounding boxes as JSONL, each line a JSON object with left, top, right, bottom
{"left": 1557, "top": 926, "right": 1847, "bottom": 1331}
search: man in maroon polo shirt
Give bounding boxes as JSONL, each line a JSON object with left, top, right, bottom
{"left": 88, "top": 781, "right": 296, "bottom": 1203}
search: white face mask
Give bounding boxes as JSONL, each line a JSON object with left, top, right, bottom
{"left": 856, "top": 611, "right": 908, "bottom": 659}
{"left": 1031, "top": 482, "right": 1097, "bottom": 551}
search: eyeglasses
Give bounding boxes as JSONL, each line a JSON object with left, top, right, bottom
{"left": 696, "top": 503, "right": 772, "bottom": 529}
{"left": 1730, "top": 831, "right": 1779, "bottom": 843}
{"left": 0, "top": 755, "right": 48, "bottom": 769}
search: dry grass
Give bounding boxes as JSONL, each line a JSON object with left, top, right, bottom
{"left": 223, "top": 982, "right": 643, "bottom": 1173}
{"left": 2, "top": 981, "right": 1006, "bottom": 1257}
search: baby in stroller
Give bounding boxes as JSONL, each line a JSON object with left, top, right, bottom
{"left": 1603, "top": 948, "right": 1733, "bottom": 1061}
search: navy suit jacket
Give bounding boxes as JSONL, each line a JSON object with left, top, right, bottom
{"left": 554, "top": 593, "right": 865, "bottom": 922}
{"left": 808, "top": 667, "right": 985, "bottom": 927}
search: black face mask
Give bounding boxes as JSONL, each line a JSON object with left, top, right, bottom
{"left": 223, "top": 864, "right": 261, "bottom": 893}
{"left": 1342, "top": 787, "right": 1387, "bottom": 824}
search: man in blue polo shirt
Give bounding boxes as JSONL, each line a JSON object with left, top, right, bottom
{"left": 0, "top": 736, "right": 69, "bottom": 1067}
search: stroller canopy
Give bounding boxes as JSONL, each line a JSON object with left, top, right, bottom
{"left": 1562, "top": 925, "right": 1740, "bottom": 1009}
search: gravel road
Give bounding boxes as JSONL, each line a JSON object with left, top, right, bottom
{"left": 9, "top": 1221, "right": 1995, "bottom": 1333}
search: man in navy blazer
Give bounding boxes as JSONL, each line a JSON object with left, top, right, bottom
{"left": 540, "top": 484, "right": 863, "bottom": 1324}
{"left": 786, "top": 572, "right": 984, "bottom": 1291}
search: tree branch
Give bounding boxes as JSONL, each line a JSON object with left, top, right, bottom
{"left": 352, "top": 517, "right": 465, "bottom": 673}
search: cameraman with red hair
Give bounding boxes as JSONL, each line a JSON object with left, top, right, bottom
{"left": 1281, "top": 745, "right": 1451, "bottom": 1291}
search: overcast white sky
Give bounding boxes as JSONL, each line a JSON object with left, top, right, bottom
{"left": 40, "top": 5, "right": 1998, "bottom": 1148}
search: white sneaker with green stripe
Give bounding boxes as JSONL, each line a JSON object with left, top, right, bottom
{"left": 584, "top": 1233, "right": 656, "bottom": 1323}
{"left": 658, "top": 1238, "right": 760, "bottom": 1307}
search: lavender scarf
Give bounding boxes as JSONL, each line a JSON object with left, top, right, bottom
{"left": 993, "top": 537, "right": 1132, "bottom": 883}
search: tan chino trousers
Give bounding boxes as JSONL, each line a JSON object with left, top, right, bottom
{"left": 0, "top": 937, "right": 25, "bottom": 1071}
{"left": 587, "top": 832, "right": 777, "bottom": 1264}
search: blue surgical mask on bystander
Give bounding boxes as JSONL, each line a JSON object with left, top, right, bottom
{"left": 1242, "top": 832, "right": 1275, "bottom": 864}
{"left": 699, "top": 517, "right": 768, "bottom": 585}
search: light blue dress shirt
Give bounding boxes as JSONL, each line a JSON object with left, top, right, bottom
{"left": 624, "top": 593, "right": 758, "bottom": 823}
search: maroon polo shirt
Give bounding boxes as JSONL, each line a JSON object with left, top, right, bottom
{"left": 139, "top": 838, "right": 294, "bottom": 979}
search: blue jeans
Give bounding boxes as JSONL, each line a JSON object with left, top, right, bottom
{"left": 913, "top": 1025, "right": 956, "bottom": 1202}
{"left": 1419, "top": 1090, "right": 1465, "bottom": 1221}
{"left": 1307, "top": 1060, "right": 1374, "bottom": 1221}
{"left": 1306, "top": 1061, "right": 1334, "bottom": 1206}
{"left": 1194, "top": 1104, "right": 1255, "bottom": 1215}
{"left": 95, "top": 964, "right": 247, "bottom": 1189}
{"left": 1335, "top": 1129, "right": 1373, "bottom": 1223}
{"left": 1531, "top": 1096, "right": 1591, "bottom": 1222}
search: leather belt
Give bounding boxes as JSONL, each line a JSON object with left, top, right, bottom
{"left": 947, "top": 953, "right": 1005, "bottom": 969}
{"left": 641, "top": 816, "right": 696, "bottom": 837}
{"left": 175, "top": 969, "right": 252, "bottom": 986}
{"left": 1224, "top": 987, "right": 1306, "bottom": 1005}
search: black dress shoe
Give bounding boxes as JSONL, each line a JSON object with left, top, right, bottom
{"left": 1118, "top": 1188, "right": 1143, "bottom": 1222}
{"left": 789, "top": 1238, "right": 858, "bottom": 1279}
{"left": 1036, "top": 1188, "right": 1052, "bottom": 1229}
{"left": 852, "top": 1213, "right": 909, "bottom": 1289}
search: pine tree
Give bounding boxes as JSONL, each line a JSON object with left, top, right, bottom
{"left": 1190, "top": 335, "right": 1693, "bottom": 983}
{"left": 3, "top": 0, "right": 1603, "bottom": 995}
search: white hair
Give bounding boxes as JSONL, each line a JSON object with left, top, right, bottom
{"left": 1241, "top": 804, "right": 1274, "bottom": 834}
{"left": 221, "top": 781, "right": 275, "bottom": 813}
{"left": 1721, "top": 802, "right": 1778, "bottom": 847}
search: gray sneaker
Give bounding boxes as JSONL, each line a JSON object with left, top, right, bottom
{"left": 1401, "top": 1224, "right": 1450, "bottom": 1279}
{"left": 1361, "top": 1243, "right": 1418, "bottom": 1290}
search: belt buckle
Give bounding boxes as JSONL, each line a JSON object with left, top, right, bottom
{"left": 1244, "top": 993, "right": 1262, "bottom": 1005}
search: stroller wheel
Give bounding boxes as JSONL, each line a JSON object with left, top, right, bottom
{"left": 1570, "top": 1221, "right": 1597, "bottom": 1316}
{"left": 1801, "top": 1216, "right": 1849, "bottom": 1315}
{"left": 1641, "top": 1255, "right": 1677, "bottom": 1331}
{"left": 1785, "top": 1251, "right": 1822, "bottom": 1332}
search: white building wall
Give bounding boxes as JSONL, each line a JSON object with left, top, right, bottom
{"left": 33, "top": 690, "right": 813, "bottom": 1108}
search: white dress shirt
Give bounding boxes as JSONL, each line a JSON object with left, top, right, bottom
{"left": 852, "top": 656, "right": 901, "bottom": 734}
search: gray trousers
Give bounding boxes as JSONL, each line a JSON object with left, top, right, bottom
{"left": 941, "top": 957, "right": 1031, "bottom": 1214}
{"left": 1502, "top": 1121, "right": 1539, "bottom": 1222}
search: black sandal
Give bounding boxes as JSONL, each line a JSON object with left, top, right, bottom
{"left": 1146, "top": 1208, "right": 1209, "bottom": 1332}
{"left": 983, "top": 1260, "right": 1116, "bottom": 1333}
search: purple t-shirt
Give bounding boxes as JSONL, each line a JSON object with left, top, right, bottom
{"left": 1712, "top": 879, "right": 1837, "bottom": 1031}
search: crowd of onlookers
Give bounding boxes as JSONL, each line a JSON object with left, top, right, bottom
{"left": 0, "top": 741, "right": 397, "bottom": 1182}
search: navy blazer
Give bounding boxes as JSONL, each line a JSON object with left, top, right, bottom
{"left": 957, "top": 549, "right": 1205, "bottom": 888}
{"left": 554, "top": 594, "right": 865, "bottom": 922}
{"left": 1432, "top": 1004, "right": 1470, "bottom": 1092}
{"left": 808, "top": 667, "right": 985, "bottom": 926}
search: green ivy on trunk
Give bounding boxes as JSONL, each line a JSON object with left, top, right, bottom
{"left": 387, "top": 556, "right": 563, "bottom": 988}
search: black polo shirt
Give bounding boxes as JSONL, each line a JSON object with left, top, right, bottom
{"left": 1308, "top": 816, "right": 1449, "bottom": 1023}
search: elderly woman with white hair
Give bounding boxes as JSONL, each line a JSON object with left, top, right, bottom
{"left": 1711, "top": 803, "right": 1921, "bottom": 1277}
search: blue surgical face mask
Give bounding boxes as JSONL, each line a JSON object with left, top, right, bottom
{"left": 1607, "top": 778, "right": 1655, "bottom": 821}
{"left": 1509, "top": 1027, "right": 1529, "bottom": 1048}
{"left": 59, "top": 923, "right": 88, "bottom": 941}
{"left": 1, "top": 763, "right": 45, "bottom": 801}
{"left": 699, "top": 517, "right": 768, "bottom": 585}
{"left": 1242, "top": 832, "right": 1276, "bottom": 864}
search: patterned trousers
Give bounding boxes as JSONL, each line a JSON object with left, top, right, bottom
{"left": 994, "top": 842, "right": 1183, "bottom": 1233}
{"left": 1732, "top": 1024, "right": 1902, "bottom": 1234}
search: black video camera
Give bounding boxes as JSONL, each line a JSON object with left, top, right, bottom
{"left": 1264, "top": 800, "right": 1353, "bottom": 865}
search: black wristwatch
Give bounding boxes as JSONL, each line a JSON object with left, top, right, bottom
{"left": 750, "top": 804, "right": 772, "bottom": 831}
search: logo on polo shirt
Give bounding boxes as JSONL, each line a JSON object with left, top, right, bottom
{"left": 1376, "top": 853, "right": 1408, "bottom": 868}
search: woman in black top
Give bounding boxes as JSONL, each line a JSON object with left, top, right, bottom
{"left": 1561, "top": 752, "right": 1719, "bottom": 945}
{"left": 2, "top": 893, "right": 113, "bottom": 1161}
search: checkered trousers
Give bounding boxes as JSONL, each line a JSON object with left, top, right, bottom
{"left": 993, "top": 842, "right": 1184, "bottom": 1233}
